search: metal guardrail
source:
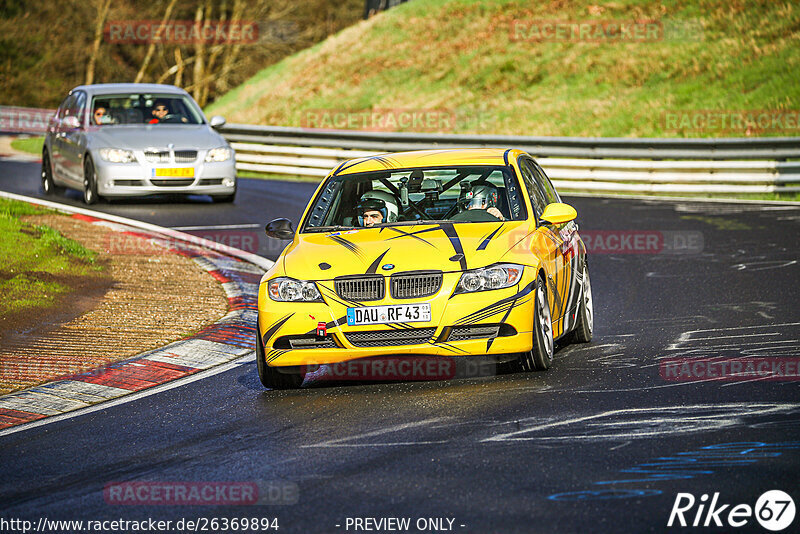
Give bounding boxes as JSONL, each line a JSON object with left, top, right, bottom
{"left": 221, "top": 124, "right": 800, "bottom": 194}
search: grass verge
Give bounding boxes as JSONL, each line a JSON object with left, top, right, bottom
{"left": 0, "top": 198, "right": 105, "bottom": 325}
{"left": 10, "top": 136, "right": 44, "bottom": 155}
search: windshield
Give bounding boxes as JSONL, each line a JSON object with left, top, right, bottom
{"left": 302, "top": 165, "right": 527, "bottom": 232}
{"left": 90, "top": 93, "right": 205, "bottom": 126}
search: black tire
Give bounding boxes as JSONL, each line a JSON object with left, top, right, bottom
{"left": 255, "top": 329, "right": 304, "bottom": 389}
{"left": 83, "top": 156, "right": 100, "bottom": 205}
{"left": 567, "top": 263, "right": 593, "bottom": 343}
{"left": 517, "top": 275, "right": 554, "bottom": 371}
{"left": 41, "top": 151, "right": 62, "bottom": 195}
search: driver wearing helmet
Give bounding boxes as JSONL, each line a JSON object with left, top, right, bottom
{"left": 459, "top": 183, "right": 505, "bottom": 221}
{"left": 355, "top": 190, "right": 399, "bottom": 227}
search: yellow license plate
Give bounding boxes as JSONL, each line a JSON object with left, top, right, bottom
{"left": 153, "top": 168, "right": 194, "bottom": 178}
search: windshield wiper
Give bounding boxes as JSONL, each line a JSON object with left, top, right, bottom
{"left": 306, "top": 225, "right": 355, "bottom": 233}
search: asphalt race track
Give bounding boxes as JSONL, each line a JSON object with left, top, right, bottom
{"left": 1, "top": 160, "right": 799, "bottom": 533}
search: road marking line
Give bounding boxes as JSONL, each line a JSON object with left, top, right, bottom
{"left": 172, "top": 224, "right": 261, "bottom": 230}
{"left": 300, "top": 418, "right": 449, "bottom": 448}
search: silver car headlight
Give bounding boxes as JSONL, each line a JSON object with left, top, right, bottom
{"left": 456, "top": 263, "right": 523, "bottom": 294}
{"left": 205, "top": 147, "right": 232, "bottom": 162}
{"left": 268, "top": 277, "right": 322, "bottom": 302}
{"left": 99, "top": 148, "right": 136, "bottom": 163}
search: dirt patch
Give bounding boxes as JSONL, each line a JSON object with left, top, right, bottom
{"left": 0, "top": 214, "right": 229, "bottom": 395}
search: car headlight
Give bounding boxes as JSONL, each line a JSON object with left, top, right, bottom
{"left": 99, "top": 148, "right": 136, "bottom": 163}
{"left": 456, "top": 263, "right": 523, "bottom": 294}
{"left": 205, "top": 147, "right": 232, "bottom": 162}
{"left": 268, "top": 277, "right": 323, "bottom": 302}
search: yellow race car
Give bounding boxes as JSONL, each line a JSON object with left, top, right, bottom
{"left": 256, "top": 148, "right": 593, "bottom": 388}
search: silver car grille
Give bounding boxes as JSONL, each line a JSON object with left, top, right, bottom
{"left": 345, "top": 328, "right": 437, "bottom": 347}
{"left": 143, "top": 149, "right": 197, "bottom": 163}
{"left": 174, "top": 150, "right": 197, "bottom": 163}
{"left": 390, "top": 271, "right": 442, "bottom": 299}
{"left": 335, "top": 275, "right": 385, "bottom": 301}
{"left": 144, "top": 150, "right": 170, "bottom": 163}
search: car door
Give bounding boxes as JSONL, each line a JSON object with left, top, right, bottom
{"left": 518, "top": 156, "right": 566, "bottom": 333}
{"left": 531, "top": 158, "right": 581, "bottom": 337}
{"left": 60, "top": 91, "right": 87, "bottom": 185}
{"left": 51, "top": 93, "right": 76, "bottom": 181}
{"left": 519, "top": 156, "right": 573, "bottom": 337}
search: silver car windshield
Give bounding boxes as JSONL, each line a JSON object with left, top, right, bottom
{"left": 90, "top": 93, "right": 204, "bottom": 126}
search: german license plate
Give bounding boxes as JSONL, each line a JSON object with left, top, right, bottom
{"left": 347, "top": 303, "right": 431, "bottom": 326}
{"left": 153, "top": 167, "right": 194, "bottom": 177}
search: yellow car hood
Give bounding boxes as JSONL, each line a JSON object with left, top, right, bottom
{"left": 282, "top": 222, "right": 530, "bottom": 280}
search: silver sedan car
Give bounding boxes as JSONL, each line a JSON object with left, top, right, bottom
{"left": 42, "top": 83, "right": 236, "bottom": 204}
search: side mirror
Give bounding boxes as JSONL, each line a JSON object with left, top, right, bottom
{"left": 209, "top": 115, "right": 226, "bottom": 129}
{"left": 539, "top": 203, "right": 577, "bottom": 226}
{"left": 62, "top": 116, "right": 81, "bottom": 130}
{"left": 265, "top": 218, "right": 295, "bottom": 240}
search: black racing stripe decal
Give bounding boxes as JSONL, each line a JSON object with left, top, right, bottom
{"left": 503, "top": 149, "right": 511, "bottom": 166}
{"left": 439, "top": 222, "right": 467, "bottom": 270}
{"left": 318, "top": 284, "right": 362, "bottom": 309}
{"left": 487, "top": 287, "right": 525, "bottom": 351}
{"left": 454, "top": 281, "right": 535, "bottom": 326}
{"left": 547, "top": 275, "right": 562, "bottom": 320}
{"left": 328, "top": 235, "right": 363, "bottom": 258}
{"left": 477, "top": 225, "right": 503, "bottom": 251}
{"left": 337, "top": 154, "right": 399, "bottom": 175}
{"left": 386, "top": 226, "right": 439, "bottom": 247}
{"left": 366, "top": 249, "right": 390, "bottom": 274}
{"left": 436, "top": 342, "right": 469, "bottom": 354}
{"left": 266, "top": 349, "right": 291, "bottom": 363}
{"left": 261, "top": 313, "right": 294, "bottom": 346}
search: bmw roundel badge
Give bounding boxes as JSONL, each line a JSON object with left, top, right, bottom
{"left": 382, "top": 264, "right": 395, "bottom": 271}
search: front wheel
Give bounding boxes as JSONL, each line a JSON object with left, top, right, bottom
{"left": 83, "top": 156, "right": 100, "bottom": 205}
{"left": 517, "top": 276, "right": 554, "bottom": 371}
{"left": 41, "top": 151, "right": 62, "bottom": 195}
{"left": 256, "top": 330, "right": 305, "bottom": 389}
{"left": 567, "top": 263, "right": 593, "bottom": 343}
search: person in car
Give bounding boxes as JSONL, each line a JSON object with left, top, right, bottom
{"left": 93, "top": 106, "right": 109, "bottom": 125}
{"left": 456, "top": 183, "right": 506, "bottom": 221}
{"left": 149, "top": 100, "right": 169, "bottom": 124}
{"left": 355, "top": 191, "right": 399, "bottom": 227}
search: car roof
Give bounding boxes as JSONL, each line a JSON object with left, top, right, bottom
{"left": 333, "top": 148, "right": 527, "bottom": 176}
{"left": 69, "top": 83, "right": 190, "bottom": 97}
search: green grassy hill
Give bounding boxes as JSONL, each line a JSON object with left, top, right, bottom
{"left": 207, "top": 0, "right": 800, "bottom": 138}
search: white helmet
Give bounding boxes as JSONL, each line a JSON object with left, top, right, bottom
{"left": 461, "top": 183, "right": 499, "bottom": 211}
{"left": 356, "top": 190, "right": 399, "bottom": 225}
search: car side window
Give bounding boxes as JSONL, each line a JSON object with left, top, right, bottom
{"left": 55, "top": 95, "right": 72, "bottom": 120}
{"left": 532, "top": 161, "right": 560, "bottom": 204}
{"left": 69, "top": 91, "right": 87, "bottom": 125}
{"left": 58, "top": 94, "right": 77, "bottom": 121}
{"left": 518, "top": 158, "right": 547, "bottom": 218}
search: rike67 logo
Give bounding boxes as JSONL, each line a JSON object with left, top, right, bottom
{"left": 668, "top": 490, "right": 795, "bottom": 531}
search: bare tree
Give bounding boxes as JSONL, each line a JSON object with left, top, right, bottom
{"left": 134, "top": 0, "right": 179, "bottom": 84}
{"left": 85, "top": 0, "right": 112, "bottom": 85}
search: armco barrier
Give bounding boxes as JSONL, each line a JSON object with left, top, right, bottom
{"left": 219, "top": 124, "right": 800, "bottom": 194}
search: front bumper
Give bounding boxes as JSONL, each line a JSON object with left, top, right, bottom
{"left": 257, "top": 271, "right": 537, "bottom": 367}
{"left": 94, "top": 157, "right": 236, "bottom": 197}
